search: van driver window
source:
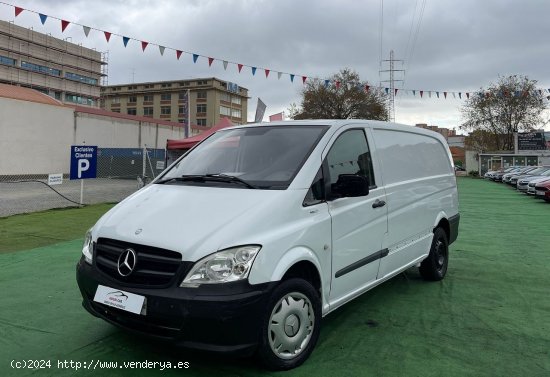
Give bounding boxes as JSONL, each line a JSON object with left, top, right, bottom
{"left": 326, "top": 129, "right": 375, "bottom": 187}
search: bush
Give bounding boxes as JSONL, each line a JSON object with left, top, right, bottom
{"left": 468, "top": 170, "right": 479, "bottom": 177}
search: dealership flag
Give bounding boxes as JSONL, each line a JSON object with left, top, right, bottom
{"left": 254, "top": 98, "right": 267, "bottom": 123}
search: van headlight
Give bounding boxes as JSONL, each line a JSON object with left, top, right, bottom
{"left": 180, "top": 245, "right": 261, "bottom": 287}
{"left": 82, "top": 229, "right": 93, "bottom": 264}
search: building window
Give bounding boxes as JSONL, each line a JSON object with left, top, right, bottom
{"left": 197, "top": 91, "right": 207, "bottom": 99}
{"left": 54, "top": 92, "right": 62, "bottom": 100}
{"left": 143, "top": 107, "right": 154, "bottom": 116}
{"left": 197, "top": 119, "right": 207, "bottom": 126}
{"left": 144, "top": 84, "right": 154, "bottom": 89}
{"left": 127, "top": 85, "right": 138, "bottom": 90}
{"left": 143, "top": 94, "right": 153, "bottom": 102}
{"left": 21, "top": 61, "right": 61, "bottom": 76}
{"left": 178, "top": 106, "right": 185, "bottom": 114}
{"left": 220, "top": 106, "right": 231, "bottom": 116}
{"left": 0, "top": 55, "right": 15, "bottom": 66}
{"left": 161, "top": 106, "right": 171, "bottom": 115}
{"left": 231, "top": 96, "right": 241, "bottom": 105}
{"left": 161, "top": 93, "right": 171, "bottom": 101}
{"left": 197, "top": 80, "right": 208, "bottom": 85}
{"left": 65, "top": 72, "right": 98, "bottom": 85}
{"left": 178, "top": 92, "right": 187, "bottom": 100}
{"left": 179, "top": 82, "right": 189, "bottom": 87}
{"left": 65, "top": 93, "right": 93, "bottom": 106}
{"left": 220, "top": 93, "right": 230, "bottom": 102}
{"left": 231, "top": 109, "right": 241, "bottom": 118}
{"left": 127, "top": 108, "right": 137, "bottom": 115}
{"left": 197, "top": 104, "right": 207, "bottom": 113}
{"left": 112, "top": 108, "right": 120, "bottom": 113}
{"left": 128, "top": 96, "right": 137, "bottom": 103}
{"left": 161, "top": 83, "right": 172, "bottom": 88}
{"left": 112, "top": 97, "right": 120, "bottom": 104}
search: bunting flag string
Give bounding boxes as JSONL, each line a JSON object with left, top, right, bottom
{"left": 2, "top": 1, "right": 549, "bottom": 97}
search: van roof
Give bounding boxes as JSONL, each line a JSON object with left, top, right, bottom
{"left": 229, "top": 120, "right": 447, "bottom": 139}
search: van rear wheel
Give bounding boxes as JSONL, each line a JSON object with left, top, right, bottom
{"left": 419, "top": 227, "right": 448, "bottom": 281}
{"left": 257, "top": 278, "right": 321, "bottom": 370}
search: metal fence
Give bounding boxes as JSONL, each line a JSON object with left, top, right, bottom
{"left": 0, "top": 148, "right": 166, "bottom": 218}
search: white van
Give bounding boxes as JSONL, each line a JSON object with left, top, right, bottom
{"left": 77, "top": 120, "right": 459, "bottom": 370}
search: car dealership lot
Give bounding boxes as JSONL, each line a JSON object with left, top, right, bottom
{"left": 0, "top": 177, "right": 549, "bottom": 376}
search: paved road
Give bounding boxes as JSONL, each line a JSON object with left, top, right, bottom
{"left": 0, "top": 178, "right": 140, "bottom": 217}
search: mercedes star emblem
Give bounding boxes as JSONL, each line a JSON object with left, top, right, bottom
{"left": 117, "top": 248, "right": 137, "bottom": 277}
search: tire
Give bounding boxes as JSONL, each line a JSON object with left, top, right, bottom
{"left": 419, "top": 227, "right": 449, "bottom": 281}
{"left": 257, "top": 278, "right": 322, "bottom": 371}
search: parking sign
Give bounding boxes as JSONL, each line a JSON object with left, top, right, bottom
{"left": 70, "top": 145, "right": 97, "bottom": 180}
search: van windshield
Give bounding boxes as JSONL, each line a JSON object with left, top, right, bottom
{"left": 159, "top": 125, "right": 328, "bottom": 189}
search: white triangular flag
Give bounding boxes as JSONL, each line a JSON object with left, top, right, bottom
{"left": 277, "top": 72, "right": 282, "bottom": 80}
{"left": 159, "top": 46, "right": 165, "bottom": 56}
{"left": 83, "top": 26, "right": 91, "bottom": 37}
{"left": 223, "top": 61, "right": 228, "bottom": 70}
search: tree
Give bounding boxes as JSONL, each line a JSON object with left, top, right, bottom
{"left": 460, "top": 75, "right": 546, "bottom": 151}
{"left": 288, "top": 69, "right": 388, "bottom": 120}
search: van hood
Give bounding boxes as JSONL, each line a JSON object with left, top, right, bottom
{"left": 94, "top": 184, "right": 296, "bottom": 261}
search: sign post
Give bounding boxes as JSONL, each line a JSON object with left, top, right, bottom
{"left": 70, "top": 145, "right": 98, "bottom": 205}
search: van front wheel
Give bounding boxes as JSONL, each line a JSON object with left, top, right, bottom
{"left": 257, "top": 278, "right": 321, "bottom": 370}
{"left": 419, "top": 227, "right": 449, "bottom": 281}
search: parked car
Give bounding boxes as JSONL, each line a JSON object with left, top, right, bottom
{"left": 76, "top": 120, "right": 459, "bottom": 370}
{"left": 517, "top": 168, "right": 550, "bottom": 192}
{"left": 509, "top": 166, "right": 545, "bottom": 186}
{"left": 528, "top": 177, "right": 550, "bottom": 195}
{"left": 503, "top": 167, "right": 535, "bottom": 184}
{"left": 493, "top": 167, "right": 522, "bottom": 182}
{"left": 534, "top": 179, "right": 550, "bottom": 202}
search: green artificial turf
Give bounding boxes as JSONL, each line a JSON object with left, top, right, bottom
{"left": 0, "top": 204, "right": 115, "bottom": 254}
{"left": 0, "top": 178, "right": 549, "bottom": 376}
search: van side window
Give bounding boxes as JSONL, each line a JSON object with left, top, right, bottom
{"left": 303, "top": 167, "right": 324, "bottom": 206}
{"left": 326, "top": 129, "right": 376, "bottom": 188}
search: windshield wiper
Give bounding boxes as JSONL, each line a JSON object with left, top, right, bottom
{"left": 203, "top": 174, "right": 258, "bottom": 189}
{"left": 156, "top": 174, "right": 257, "bottom": 189}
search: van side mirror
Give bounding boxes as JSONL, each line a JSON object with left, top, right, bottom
{"left": 330, "top": 174, "right": 369, "bottom": 199}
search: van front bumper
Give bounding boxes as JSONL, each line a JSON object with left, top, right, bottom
{"left": 76, "top": 257, "right": 276, "bottom": 355}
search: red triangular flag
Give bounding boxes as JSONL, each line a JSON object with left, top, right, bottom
{"left": 15, "top": 6, "right": 24, "bottom": 17}
{"left": 420, "top": 90, "right": 424, "bottom": 98}
{"left": 265, "top": 69, "right": 270, "bottom": 78}
{"left": 365, "top": 85, "right": 370, "bottom": 92}
{"left": 104, "top": 31, "right": 111, "bottom": 42}
{"left": 335, "top": 81, "right": 341, "bottom": 89}
{"left": 302, "top": 76, "right": 307, "bottom": 84}
{"left": 237, "top": 64, "right": 243, "bottom": 73}
{"left": 208, "top": 57, "right": 214, "bottom": 67}
{"left": 176, "top": 50, "right": 182, "bottom": 60}
{"left": 444, "top": 92, "right": 447, "bottom": 99}
{"left": 61, "top": 20, "right": 70, "bottom": 32}
{"left": 141, "top": 41, "right": 148, "bottom": 51}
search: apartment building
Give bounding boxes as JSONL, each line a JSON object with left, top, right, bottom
{"left": 101, "top": 78, "right": 248, "bottom": 130}
{"left": 0, "top": 20, "right": 104, "bottom": 107}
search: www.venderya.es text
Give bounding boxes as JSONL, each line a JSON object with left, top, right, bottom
{"left": 11, "top": 359, "right": 190, "bottom": 371}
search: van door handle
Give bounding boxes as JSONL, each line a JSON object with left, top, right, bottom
{"left": 372, "top": 199, "right": 386, "bottom": 208}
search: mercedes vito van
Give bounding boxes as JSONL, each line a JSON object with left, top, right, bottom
{"left": 77, "top": 120, "right": 459, "bottom": 370}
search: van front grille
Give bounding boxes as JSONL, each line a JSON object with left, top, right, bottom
{"left": 95, "top": 238, "right": 187, "bottom": 287}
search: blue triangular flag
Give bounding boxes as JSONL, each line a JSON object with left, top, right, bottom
{"left": 251, "top": 67, "right": 256, "bottom": 76}
{"left": 193, "top": 54, "right": 199, "bottom": 63}
{"left": 436, "top": 92, "right": 440, "bottom": 98}
{"left": 413, "top": 90, "right": 416, "bottom": 96}
{"left": 290, "top": 74, "right": 295, "bottom": 83}
{"left": 39, "top": 13, "right": 47, "bottom": 25}
{"left": 324, "top": 80, "right": 330, "bottom": 88}
{"left": 123, "top": 37, "right": 129, "bottom": 47}
{"left": 385, "top": 88, "right": 389, "bottom": 94}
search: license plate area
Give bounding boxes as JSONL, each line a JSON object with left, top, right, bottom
{"left": 93, "top": 285, "right": 146, "bottom": 315}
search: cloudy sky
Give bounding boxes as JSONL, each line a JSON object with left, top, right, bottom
{"left": 2, "top": 0, "right": 550, "bottom": 131}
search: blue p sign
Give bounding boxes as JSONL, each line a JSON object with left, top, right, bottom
{"left": 70, "top": 146, "right": 97, "bottom": 180}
